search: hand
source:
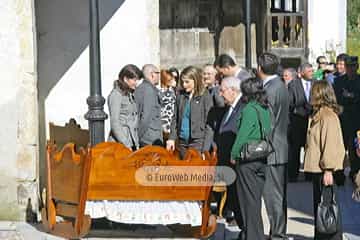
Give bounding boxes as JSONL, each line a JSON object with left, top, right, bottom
{"left": 166, "top": 140, "right": 175, "bottom": 151}
{"left": 323, "top": 171, "right": 334, "bottom": 186}
{"left": 342, "top": 88, "right": 354, "bottom": 98}
{"left": 230, "top": 159, "right": 236, "bottom": 165}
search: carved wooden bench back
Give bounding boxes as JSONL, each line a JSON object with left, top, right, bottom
{"left": 44, "top": 119, "right": 91, "bottom": 236}
{"left": 49, "top": 118, "right": 89, "bottom": 150}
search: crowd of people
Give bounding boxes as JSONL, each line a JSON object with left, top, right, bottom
{"left": 107, "top": 52, "right": 360, "bottom": 240}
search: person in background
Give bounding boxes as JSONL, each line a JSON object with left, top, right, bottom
{"left": 215, "top": 71, "right": 223, "bottom": 86}
{"left": 334, "top": 56, "right": 360, "bottom": 182}
{"left": 203, "top": 64, "right": 226, "bottom": 146}
{"left": 107, "top": 64, "right": 142, "bottom": 150}
{"left": 324, "top": 54, "right": 349, "bottom": 86}
{"left": 159, "top": 69, "right": 176, "bottom": 143}
{"left": 257, "top": 52, "right": 289, "bottom": 240}
{"left": 304, "top": 80, "right": 344, "bottom": 240}
{"left": 203, "top": 64, "right": 225, "bottom": 107}
{"left": 334, "top": 53, "right": 349, "bottom": 79}
{"left": 314, "top": 56, "right": 328, "bottom": 80}
{"left": 135, "top": 64, "right": 163, "bottom": 147}
{"left": 287, "top": 63, "right": 313, "bottom": 182}
{"left": 324, "top": 62, "right": 337, "bottom": 84}
{"left": 169, "top": 67, "right": 180, "bottom": 90}
{"left": 166, "top": 66, "right": 214, "bottom": 159}
{"left": 214, "top": 54, "right": 252, "bottom": 81}
{"left": 353, "top": 131, "right": 360, "bottom": 201}
{"left": 282, "top": 68, "right": 297, "bottom": 86}
{"left": 216, "top": 76, "right": 244, "bottom": 225}
{"left": 230, "top": 77, "right": 271, "bottom": 240}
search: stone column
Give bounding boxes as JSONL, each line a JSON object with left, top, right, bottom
{"left": 0, "top": 0, "right": 38, "bottom": 220}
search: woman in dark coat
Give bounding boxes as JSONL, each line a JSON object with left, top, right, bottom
{"left": 166, "top": 66, "right": 214, "bottom": 159}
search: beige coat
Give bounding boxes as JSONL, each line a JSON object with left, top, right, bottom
{"left": 304, "top": 106, "right": 345, "bottom": 173}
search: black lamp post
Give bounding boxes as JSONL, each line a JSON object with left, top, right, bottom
{"left": 85, "top": 0, "right": 108, "bottom": 146}
{"left": 245, "top": 0, "right": 252, "bottom": 68}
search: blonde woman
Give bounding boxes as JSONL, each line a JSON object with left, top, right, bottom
{"left": 166, "top": 66, "right": 214, "bottom": 159}
{"left": 304, "top": 80, "right": 344, "bottom": 240}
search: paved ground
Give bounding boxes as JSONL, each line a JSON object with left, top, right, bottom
{"left": 0, "top": 175, "right": 359, "bottom": 240}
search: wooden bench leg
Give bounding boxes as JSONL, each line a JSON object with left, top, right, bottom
{"left": 219, "top": 189, "right": 227, "bottom": 218}
{"left": 200, "top": 200, "right": 210, "bottom": 236}
{"left": 198, "top": 200, "right": 217, "bottom": 239}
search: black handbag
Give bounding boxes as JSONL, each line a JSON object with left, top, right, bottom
{"left": 240, "top": 106, "right": 274, "bottom": 161}
{"left": 316, "top": 185, "right": 340, "bottom": 234}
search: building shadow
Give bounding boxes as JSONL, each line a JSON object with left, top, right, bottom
{"left": 35, "top": 0, "right": 125, "bottom": 207}
{"left": 34, "top": 218, "right": 211, "bottom": 239}
{"left": 289, "top": 217, "right": 313, "bottom": 225}
{"left": 287, "top": 234, "right": 313, "bottom": 240}
{"left": 287, "top": 180, "right": 314, "bottom": 217}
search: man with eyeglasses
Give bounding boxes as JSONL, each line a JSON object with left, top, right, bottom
{"left": 135, "top": 64, "right": 163, "bottom": 147}
{"left": 217, "top": 76, "right": 244, "bottom": 229}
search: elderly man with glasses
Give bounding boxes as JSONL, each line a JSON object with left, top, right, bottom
{"left": 134, "top": 64, "right": 163, "bottom": 147}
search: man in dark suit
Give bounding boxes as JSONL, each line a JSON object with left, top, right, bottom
{"left": 258, "top": 52, "right": 289, "bottom": 240}
{"left": 287, "top": 63, "right": 313, "bottom": 182}
{"left": 134, "top": 64, "right": 163, "bottom": 147}
{"left": 214, "top": 54, "right": 252, "bottom": 81}
{"left": 217, "top": 76, "right": 244, "bottom": 228}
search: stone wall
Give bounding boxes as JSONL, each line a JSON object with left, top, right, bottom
{"left": 0, "top": 0, "right": 38, "bottom": 220}
{"left": 160, "top": 24, "right": 257, "bottom": 69}
{"left": 159, "top": 0, "right": 261, "bottom": 69}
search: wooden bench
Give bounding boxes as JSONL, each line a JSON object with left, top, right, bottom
{"left": 212, "top": 181, "right": 227, "bottom": 218}
{"left": 41, "top": 119, "right": 218, "bottom": 239}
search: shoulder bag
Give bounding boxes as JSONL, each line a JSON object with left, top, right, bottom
{"left": 240, "top": 106, "right": 274, "bottom": 161}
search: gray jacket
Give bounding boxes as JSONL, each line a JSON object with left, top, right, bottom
{"left": 107, "top": 86, "right": 139, "bottom": 149}
{"left": 236, "top": 68, "right": 253, "bottom": 81}
{"left": 264, "top": 76, "right": 289, "bottom": 165}
{"left": 208, "top": 85, "right": 225, "bottom": 108}
{"left": 169, "top": 90, "right": 214, "bottom": 152}
{"left": 134, "top": 80, "right": 163, "bottom": 145}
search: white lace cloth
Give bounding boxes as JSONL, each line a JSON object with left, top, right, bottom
{"left": 85, "top": 201, "right": 202, "bottom": 226}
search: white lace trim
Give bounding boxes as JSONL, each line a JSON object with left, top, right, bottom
{"left": 85, "top": 201, "right": 202, "bottom": 226}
